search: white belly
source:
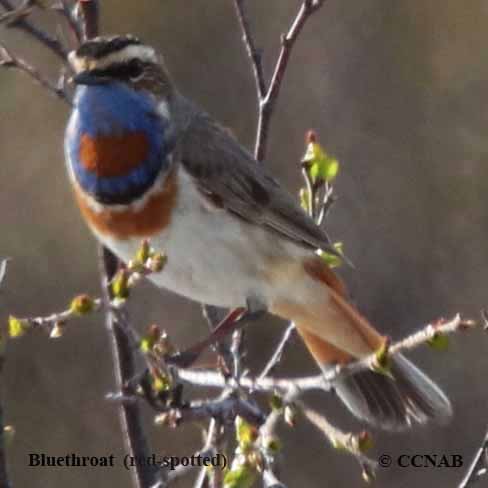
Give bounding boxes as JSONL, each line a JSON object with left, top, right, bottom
{"left": 94, "top": 166, "right": 309, "bottom": 308}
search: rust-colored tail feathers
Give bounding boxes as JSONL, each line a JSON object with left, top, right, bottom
{"left": 273, "top": 258, "right": 452, "bottom": 430}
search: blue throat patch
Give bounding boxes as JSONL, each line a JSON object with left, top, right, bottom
{"left": 65, "top": 83, "right": 171, "bottom": 205}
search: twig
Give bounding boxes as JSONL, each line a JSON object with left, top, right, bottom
{"left": 192, "top": 459, "right": 207, "bottom": 488}
{"left": 259, "top": 403, "right": 288, "bottom": 488}
{"left": 207, "top": 419, "right": 225, "bottom": 488}
{"left": 322, "top": 314, "right": 475, "bottom": 386}
{"left": 166, "top": 447, "right": 215, "bottom": 484}
{"left": 202, "top": 304, "right": 234, "bottom": 374}
{"left": 0, "top": 0, "right": 68, "bottom": 59}
{"left": 101, "top": 247, "right": 165, "bottom": 488}
{"left": 459, "top": 426, "right": 488, "bottom": 487}
{"left": 0, "top": 261, "right": 11, "bottom": 488}
{"left": 77, "top": 0, "right": 99, "bottom": 41}
{"left": 258, "top": 323, "right": 296, "bottom": 380}
{"left": 177, "top": 368, "right": 321, "bottom": 397}
{"left": 316, "top": 182, "right": 336, "bottom": 225}
{"left": 168, "top": 307, "right": 246, "bottom": 368}
{"left": 257, "top": 0, "right": 326, "bottom": 161}
{"left": 262, "top": 469, "right": 287, "bottom": 488}
{"left": 481, "top": 309, "right": 488, "bottom": 331}
{"left": 0, "top": 404, "right": 11, "bottom": 488}
{"left": 192, "top": 418, "right": 222, "bottom": 488}
{"left": 232, "top": 0, "right": 266, "bottom": 98}
{"left": 176, "top": 314, "right": 476, "bottom": 396}
{"left": 51, "top": 0, "right": 83, "bottom": 44}
{"left": 155, "top": 392, "right": 264, "bottom": 428}
{"left": 300, "top": 403, "right": 376, "bottom": 481}
{"left": 0, "top": 258, "right": 9, "bottom": 290}
{"left": 234, "top": 0, "right": 327, "bottom": 161}
{"left": 8, "top": 295, "right": 101, "bottom": 337}
{"left": 230, "top": 329, "right": 244, "bottom": 379}
{"left": 0, "top": 42, "right": 72, "bottom": 103}
{"left": 0, "top": 0, "right": 32, "bottom": 25}
{"left": 389, "top": 314, "right": 471, "bottom": 353}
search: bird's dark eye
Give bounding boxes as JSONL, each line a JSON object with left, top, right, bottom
{"left": 91, "top": 59, "right": 145, "bottom": 82}
{"left": 127, "top": 59, "right": 144, "bottom": 80}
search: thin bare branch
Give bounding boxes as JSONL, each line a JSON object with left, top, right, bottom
{"left": 0, "top": 258, "right": 10, "bottom": 290}
{"left": 0, "top": 42, "right": 71, "bottom": 103}
{"left": 0, "top": 259, "right": 11, "bottom": 488}
{"left": 155, "top": 393, "right": 264, "bottom": 428}
{"left": 100, "top": 247, "right": 165, "bottom": 488}
{"left": 324, "top": 315, "right": 475, "bottom": 388}
{"left": 176, "top": 314, "right": 476, "bottom": 396}
{"left": 316, "top": 182, "right": 336, "bottom": 225}
{"left": 191, "top": 418, "right": 223, "bottom": 488}
{"left": 260, "top": 0, "right": 327, "bottom": 160}
{"left": 207, "top": 420, "right": 225, "bottom": 488}
{"left": 233, "top": 0, "right": 327, "bottom": 160}
{"left": 202, "top": 304, "right": 234, "bottom": 374}
{"left": 300, "top": 403, "right": 377, "bottom": 481}
{"left": 51, "top": 0, "right": 83, "bottom": 45}
{"left": 0, "top": 0, "right": 32, "bottom": 25}
{"left": 0, "top": 0, "right": 68, "bottom": 59}
{"left": 232, "top": 0, "right": 266, "bottom": 98}
{"left": 9, "top": 295, "right": 101, "bottom": 337}
{"left": 258, "top": 323, "right": 296, "bottom": 380}
{"left": 259, "top": 406, "right": 288, "bottom": 488}
{"left": 458, "top": 425, "right": 488, "bottom": 487}
{"left": 168, "top": 307, "right": 246, "bottom": 368}
{"left": 166, "top": 447, "right": 215, "bottom": 484}
{"left": 262, "top": 468, "right": 287, "bottom": 488}
{"left": 77, "top": 0, "right": 98, "bottom": 41}
{"left": 0, "top": 405, "right": 11, "bottom": 488}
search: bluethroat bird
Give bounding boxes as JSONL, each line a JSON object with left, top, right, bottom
{"left": 64, "top": 35, "right": 451, "bottom": 430}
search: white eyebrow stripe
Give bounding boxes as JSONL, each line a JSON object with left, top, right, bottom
{"left": 69, "top": 45, "right": 157, "bottom": 73}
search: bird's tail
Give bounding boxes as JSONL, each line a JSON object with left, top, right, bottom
{"left": 272, "top": 257, "right": 452, "bottom": 430}
{"left": 299, "top": 326, "right": 452, "bottom": 430}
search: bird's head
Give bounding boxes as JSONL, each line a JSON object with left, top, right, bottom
{"left": 68, "top": 35, "right": 172, "bottom": 97}
{"left": 65, "top": 36, "right": 179, "bottom": 209}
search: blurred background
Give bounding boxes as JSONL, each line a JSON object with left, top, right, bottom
{"left": 1, "top": 0, "right": 487, "bottom": 486}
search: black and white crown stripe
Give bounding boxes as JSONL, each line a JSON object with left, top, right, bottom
{"left": 69, "top": 36, "right": 157, "bottom": 73}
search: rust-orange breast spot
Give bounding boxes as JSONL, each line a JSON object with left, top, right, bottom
{"left": 79, "top": 132, "right": 150, "bottom": 177}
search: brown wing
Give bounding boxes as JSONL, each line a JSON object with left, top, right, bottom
{"left": 178, "top": 111, "right": 338, "bottom": 254}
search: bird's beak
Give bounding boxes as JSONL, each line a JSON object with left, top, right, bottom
{"left": 71, "top": 71, "right": 110, "bottom": 86}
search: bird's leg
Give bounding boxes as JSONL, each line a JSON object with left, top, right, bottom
{"left": 244, "top": 296, "right": 268, "bottom": 320}
{"left": 168, "top": 299, "right": 267, "bottom": 368}
{"left": 167, "top": 307, "right": 245, "bottom": 368}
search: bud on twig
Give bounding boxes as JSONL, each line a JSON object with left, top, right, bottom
{"left": 147, "top": 253, "right": 167, "bottom": 273}
{"left": 111, "top": 269, "right": 130, "bottom": 301}
{"left": 301, "top": 130, "right": 339, "bottom": 185}
{"left": 284, "top": 404, "right": 297, "bottom": 427}
{"left": 371, "top": 337, "right": 392, "bottom": 376}
{"left": 8, "top": 316, "right": 29, "bottom": 338}
{"left": 49, "top": 321, "right": 65, "bottom": 339}
{"left": 69, "top": 294, "right": 95, "bottom": 315}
